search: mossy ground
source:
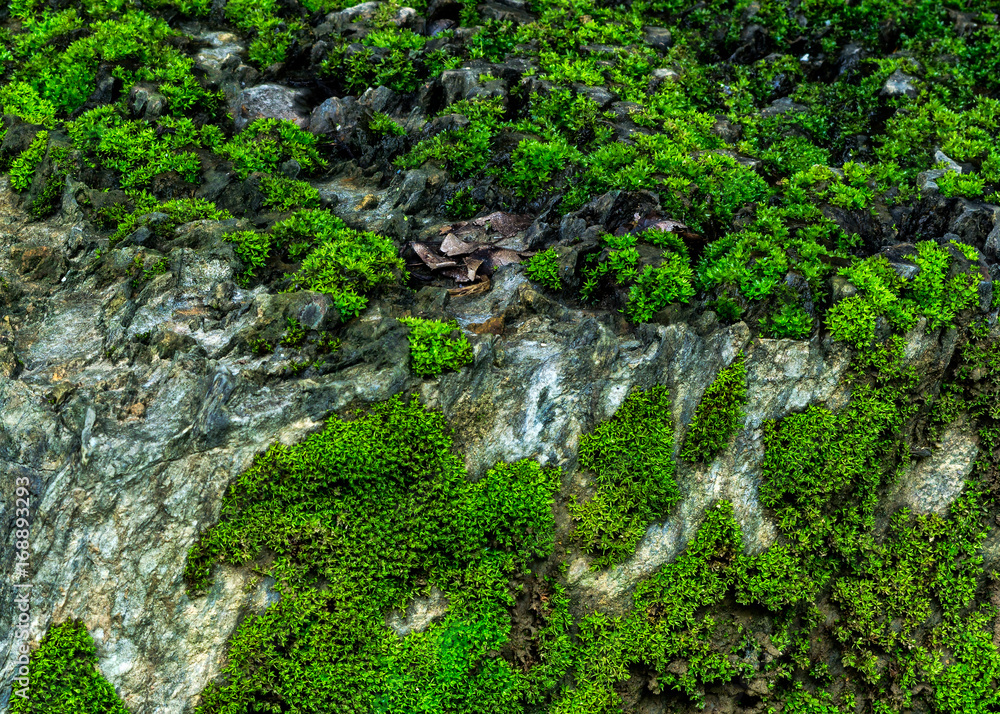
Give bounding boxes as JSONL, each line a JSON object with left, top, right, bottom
{"left": 6, "top": 0, "right": 1000, "bottom": 711}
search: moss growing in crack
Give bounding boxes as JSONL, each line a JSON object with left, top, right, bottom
{"left": 9, "top": 129, "right": 47, "bottom": 192}
{"left": 108, "top": 197, "right": 232, "bottom": 247}
{"left": 259, "top": 174, "right": 321, "bottom": 212}
{"left": 400, "top": 316, "right": 473, "bottom": 376}
{"left": 525, "top": 248, "right": 561, "bottom": 291}
{"left": 186, "top": 395, "right": 564, "bottom": 714}
{"left": 681, "top": 353, "right": 748, "bottom": 464}
{"left": 570, "top": 385, "right": 680, "bottom": 568}
{"left": 445, "top": 186, "right": 480, "bottom": 220}
{"left": 10, "top": 620, "right": 128, "bottom": 714}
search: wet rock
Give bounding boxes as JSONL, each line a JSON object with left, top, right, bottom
{"left": 881, "top": 69, "right": 918, "bottom": 99}
{"left": 643, "top": 26, "right": 673, "bottom": 52}
{"left": 231, "top": 84, "right": 311, "bottom": 132}
{"left": 883, "top": 423, "right": 978, "bottom": 515}
{"left": 760, "top": 96, "right": 808, "bottom": 118}
{"left": 729, "top": 24, "right": 771, "bottom": 64}
{"left": 127, "top": 84, "right": 168, "bottom": 121}
{"left": 478, "top": 1, "right": 536, "bottom": 24}
{"left": 386, "top": 587, "right": 449, "bottom": 636}
{"left": 308, "top": 95, "right": 363, "bottom": 138}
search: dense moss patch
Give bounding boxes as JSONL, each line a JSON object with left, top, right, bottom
{"left": 10, "top": 620, "right": 128, "bottom": 714}
{"left": 570, "top": 385, "right": 680, "bottom": 568}
{"left": 400, "top": 316, "right": 474, "bottom": 377}
{"left": 680, "top": 353, "right": 748, "bottom": 464}
{"left": 186, "top": 395, "right": 565, "bottom": 714}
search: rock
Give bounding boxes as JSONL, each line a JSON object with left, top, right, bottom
{"left": 729, "top": 24, "right": 770, "bottom": 64}
{"left": 881, "top": 69, "right": 918, "bottom": 99}
{"left": 308, "top": 96, "right": 363, "bottom": 138}
{"left": 934, "top": 149, "right": 963, "bottom": 174}
{"left": 642, "top": 26, "right": 673, "bottom": 51}
{"left": 880, "top": 243, "right": 921, "bottom": 280}
{"left": 127, "top": 85, "right": 168, "bottom": 120}
{"left": 231, "top": 84, "right": 311, "bottom": 132}
{"left": 830, "top": 275, "right": 858, "bottom": 304}
{"left": 711, "top": 115, "right": 742, "bottom": 143}
{"left": 317, "top": 1, "right": 382, "bottom": 35}
{"left": 478, "top": 1, "right": 536, "bottom": 24}
{"left": 393, "top": 169, "right": 429, "bottom": 214}
{"left": 883, "top": 423, "right": 978, "bottom": 515}
{"left": 386, "top": 587, "right": 449, "bottom": 636}
{"left": 761, "top": 96, "right": 808, "bottom": 118}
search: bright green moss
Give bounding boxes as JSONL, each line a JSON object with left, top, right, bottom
{"left": 581, "top": 231, "right": 695, "bottom": 322}
{"left": 556, "top": 502, "right": 746, "bottom": 711}
{"left": 570, "top": 385, "right": 680, "bottom": 568}
{"left": 275, "top": 209, "right": 405, "bottom": 318}
{"left": 368, "top": 111, "right": 406, "bottom": 136}
{"left": 445, "top": 186, "right": 480, "bottom": 219}
{"left": 0, "top": 81, "right": 57, "bottom": 127}
{"left": 525, "top": 248, "right": 562, "bottom": 291}
{"left": 767, "top": 301, "right": 814, "bottom": 339}
{"left": 9, "top": 129, "right": 47, "bottom": 192}
{"left": 680, "top": 354, "right": 748, "bottom": 463}
{"left": 10, "top": 621, "right": 128, "bottom": 714}
{"left": 225, "top": 230, "right": 270, "bottom": 284}
{"left": 259, "top": 174, "right": 321, "bottom": 212}
{"left": 187, "top": 395, "right": 562, "bottom": 714}
{"left": 219, "top": 119, "right": 327, "bottom": 180}
{"left": 827, "top": 241, "right": 981, "bottom": 351}
{"left": 399, "top": 317, "right": 474, "bottom": 376}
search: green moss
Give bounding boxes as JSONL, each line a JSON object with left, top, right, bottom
{"left": 9, "top": 129, "right": 47, "bottom": 192}
{"left": 275, "top": 209, "right": 406, "bottom": 319}
{"left": 369, "top": 111, "right": 406, "bottom": 136}
{"left": 445, "top": 186, "right": 480, "bottom": 219}
{"left": 570, "top": 385, "right": 680, "bottom": 568}
{"left": 186, "top": 395, "right": 562, "bottom": 714}
{"left": 108, "top": 197, "right": 231, "bottom": 247}
{"left": 525, "top": 248, "right": 562, "bottom": 291}
{"left": 10, "top": 620, "right": 128, "bottom": 714}
{"left": 225, "top": 229, "right": 271, "bottom": 284}
{"left": 260, "top": 174, "right": 321, "bottom": 212}
{"left": 219, "top": 119, "right": 327, "bottom": 180}
{"left": 581, "top": 231, "right": 695, "bottom": 322}
{"left": 680, "top": 353, "right": 748, "bottom": 463}
{"left": 400, "top": 316, "right": 474, "bottom": 376}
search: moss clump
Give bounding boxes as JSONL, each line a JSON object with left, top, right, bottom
{"left": 10, "top": 620, "right": 128, "bottom": 714}
{"left": 680, "top": 353, "right": 748, "bottom": 463}
{"left": 108, "top": 197, "right": 232, "bottom": 246}
{"left": 400, "top": 317, "right": 474, "bottom": 376}
{"left": 445, "top": 186, "right": 480, "bottom": 219}
{"left": 581, "top": 230, "right": 695, "bottom": 323}
{"left": 368, "top": 111, "right": 406, "bottom": 136}
{"left": 525, "top": 248, "right": 561, "bottom": 291}
{"left": 186, "top": 395, "right": 564, "bottom": 714}
{"left": 219, "top": 119, "right": 327, "bottom": 180}
{"left": 9, "top": 130, "right": 48, "bottom": 192}
{"left": 275, "top": 209, "right": 406, "bottom": 318}
{"left": 570, "top": 385, "right": 680, "bottom": 568}
{"left": 259, "top": 174, "right": 321, "bottom": 212}
{"left": 558, "top": 502, "right": 747, "bottom": 710}
{"left": 827, "top": 241, "right": 982, "bottom": 353}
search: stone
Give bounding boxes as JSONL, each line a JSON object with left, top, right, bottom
{"left": 308, "top": 96, "right": 363, "bottom": 137}
{"left": 881, "top": 69, "right": 918, "bottom": 99}
{"left": 231, "top": 84, "right": 311, "bottom": 132}
{"left": 643, "top": 26, "right": 673, "bottom": 51}
{"left": 761, "top": 96, "right": 808, "bottom": 118}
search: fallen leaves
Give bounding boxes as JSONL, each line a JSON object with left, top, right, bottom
{"left": 409, "top": 211, "right": 536, "bottom": 293}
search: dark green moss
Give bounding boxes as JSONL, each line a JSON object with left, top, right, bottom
{"left": 680, "top": 353, "right": 748, "bottom": 464}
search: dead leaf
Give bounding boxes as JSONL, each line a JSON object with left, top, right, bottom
{"left": 473, "top": 211, "right": 533, "bottom": 237}
{"left": 441, "top": 234, "right": 480, "bottom": 256}
{"left": 486, "top": 248, "right": 522, "bottom": 269}
{"left": 411, "top": 242, "right": 458, "bottom": 270}
{"left": 464, "top": 257, "right": 483, "bottom": 281}
{"left": 467, "top": 316, "right": 504, "bottom": 335}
